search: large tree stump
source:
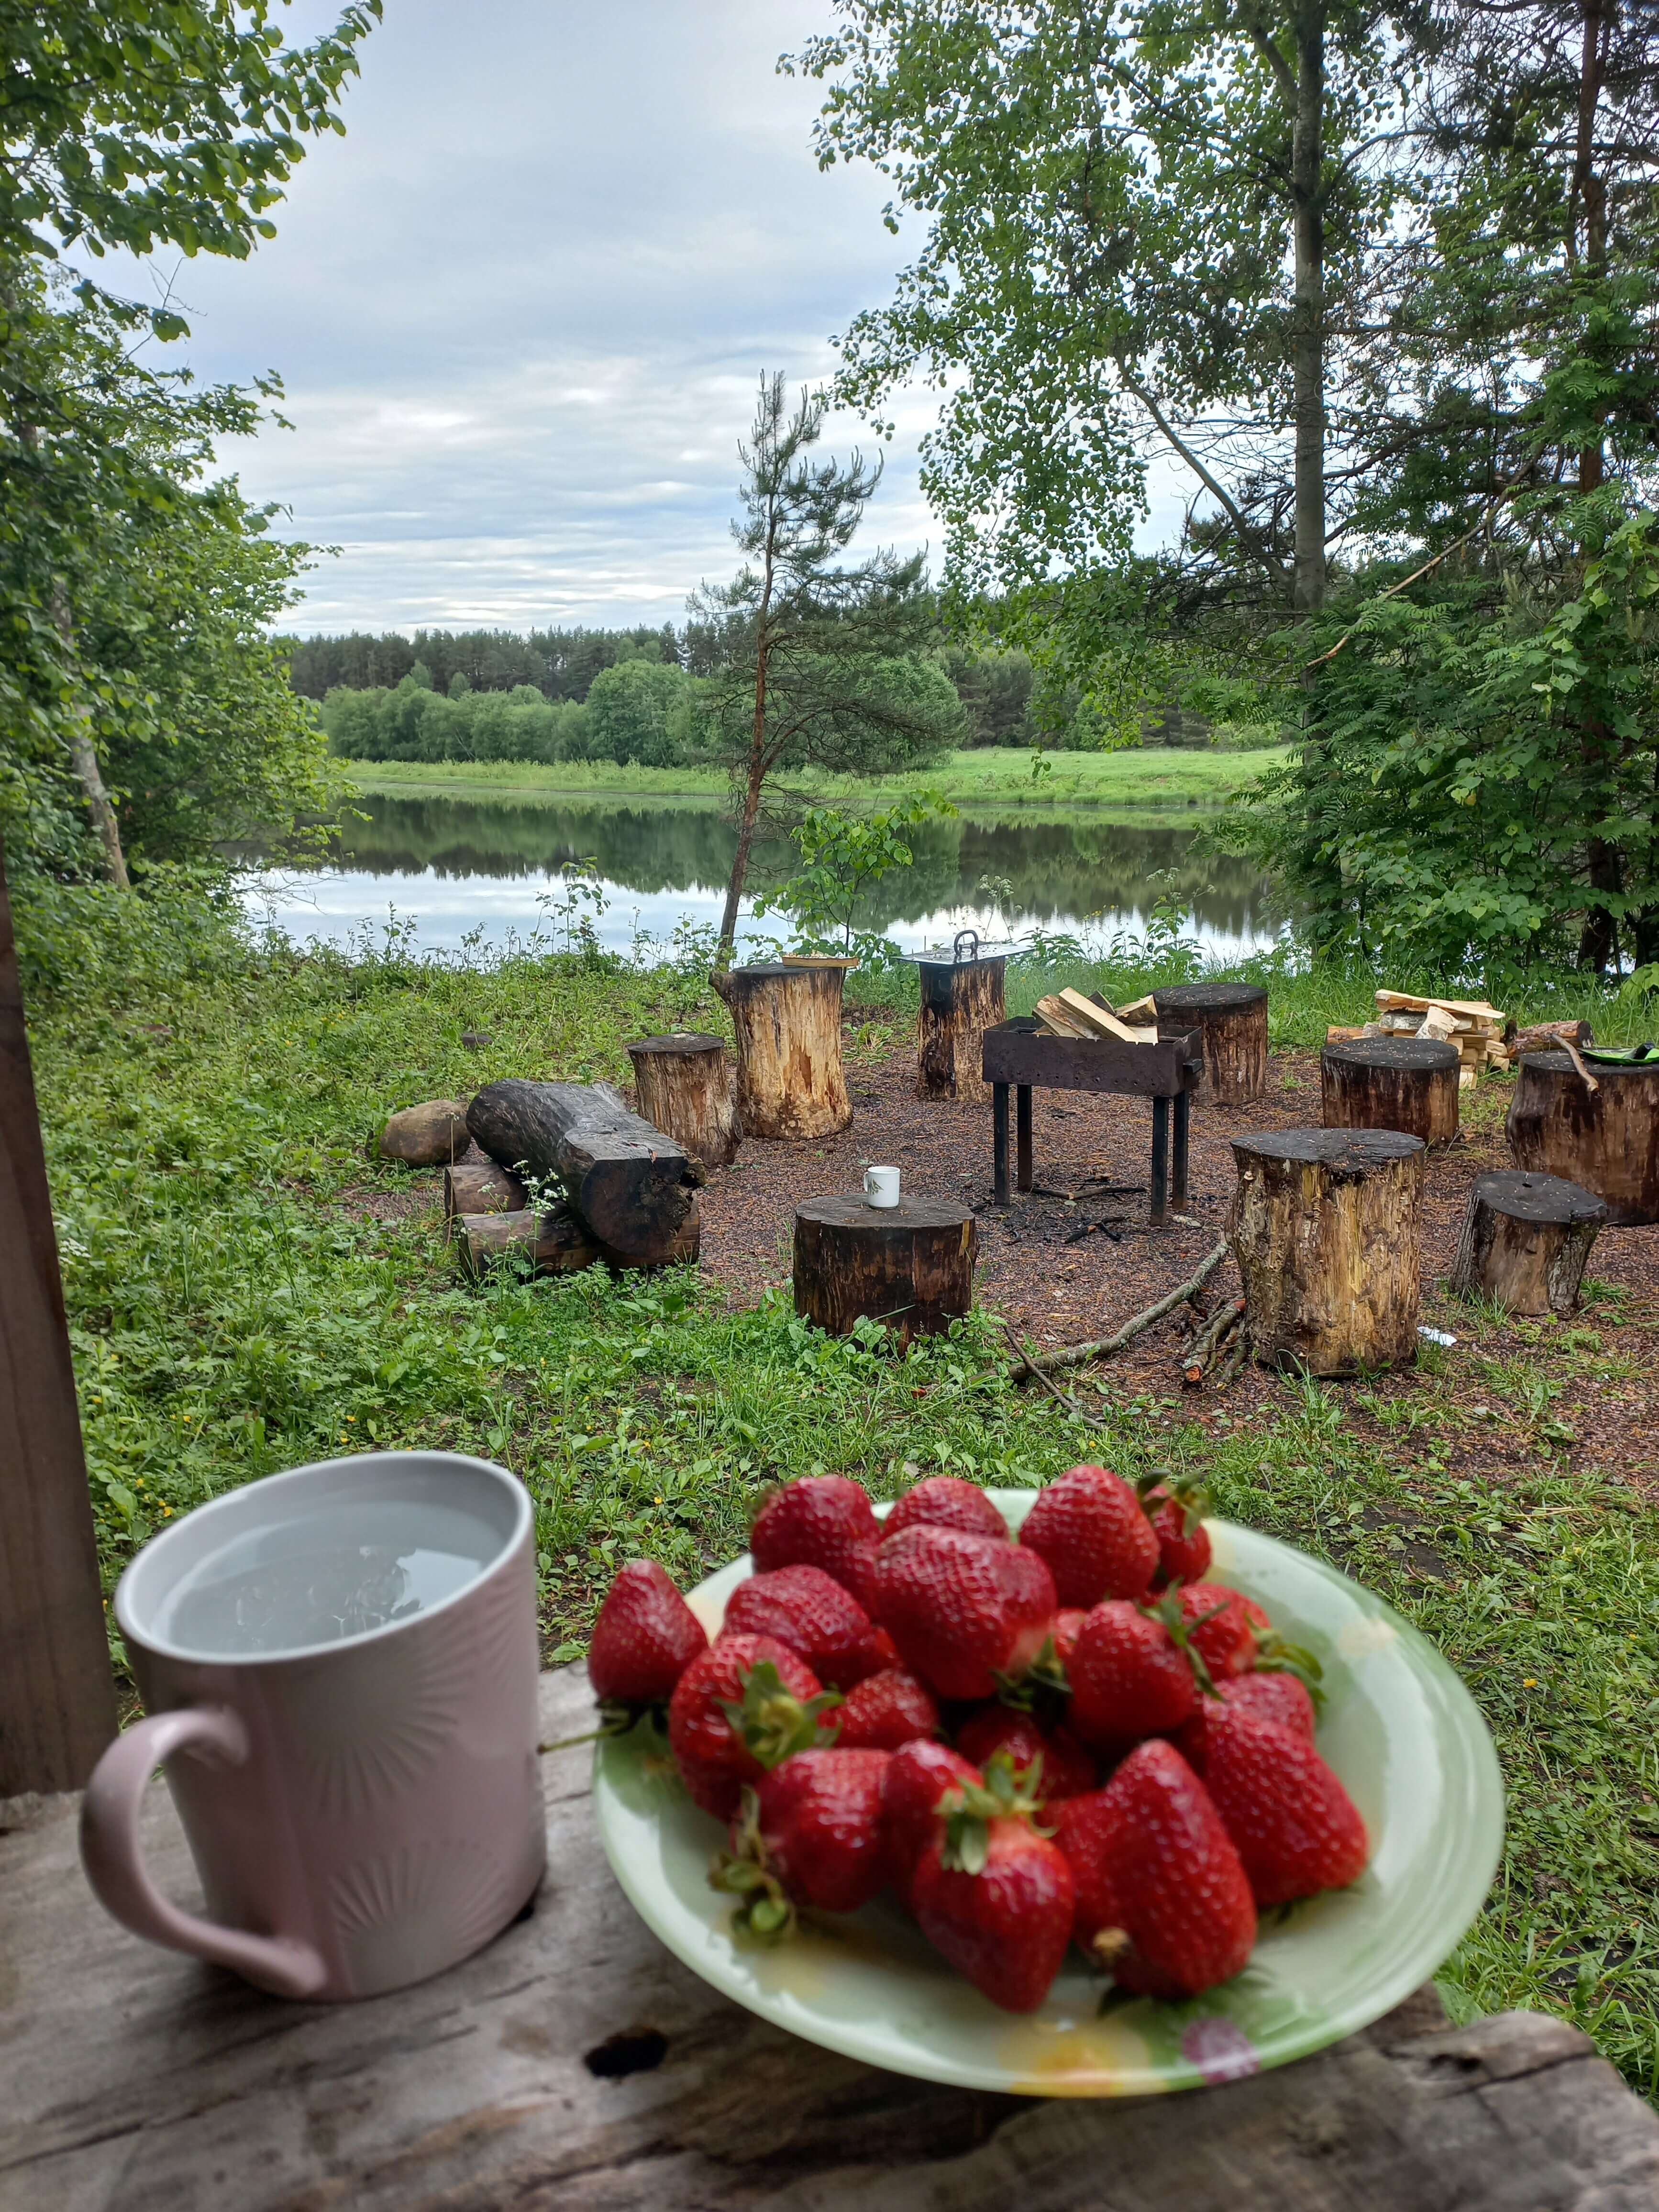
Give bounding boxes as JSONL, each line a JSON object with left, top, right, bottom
{"left": 626, "top": 1033, "right": 739, "bottom": 1168}
{"left": 1229, "top": 1129, "right": 1426, "bottom": 1375}
{"left": 1151, "top": 983, "right": 1269, "bottom": 1105}
{"left": 793, "top": 1195, "right": 974, "bottom": 1343}
{"left": 1322, "top": 1036, "right": 1460, "bottom": 1146}
{"left": 917, "top": 957, "right": 1006, "bottom": 1102}
{"left": 1450, "top": 1171, "right": 1606, "bottom": 1316}
{"left": 711, "top": 962, "right": 851, "bottom": 1140}
{"left": 1507, "top": 1050, "right": 1659, "bottom": 1225}
{"left": 443, "top": 1159, "right": 526, "bottom": 1219}
{"left": 453, "top": 1206, "right": 598, "bottom": 1278}
{"left": 466, "top": 1079, "right": 701, "bottom": 1264}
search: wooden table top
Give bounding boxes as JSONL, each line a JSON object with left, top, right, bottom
{"left": 3, "top": 1666, "right": 1657, "bottom": 2212}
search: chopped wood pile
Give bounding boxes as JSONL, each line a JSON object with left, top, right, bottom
{"left": 1033, "top": 988, "right": 1159, "bottom": 1043}
{"left": 1327, "top": 992, "right": 1515, "bottom": 1089}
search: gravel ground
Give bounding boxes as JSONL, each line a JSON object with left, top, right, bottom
{"left": 692, "top": 1039, "right": 1659, "bottom": 1499}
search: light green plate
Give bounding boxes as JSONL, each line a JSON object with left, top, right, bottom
{"left": 592, "top": 1491, "right": 1504, "bottom": 2096}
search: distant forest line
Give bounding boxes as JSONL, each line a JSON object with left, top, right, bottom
{"left": 278, "top": 624, "right": 1229, "bottom": 755}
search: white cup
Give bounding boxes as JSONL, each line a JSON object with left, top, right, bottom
{"left": 864, "top": 1165, "right": 901, "bottom": 1208}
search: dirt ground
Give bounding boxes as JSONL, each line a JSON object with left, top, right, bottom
{"left": 693, "top": 1040, "right": 1659, "bottom": 1499}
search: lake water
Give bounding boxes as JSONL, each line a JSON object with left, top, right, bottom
{"left": 244, "top": 787, "right": 1282, "bottom": 963}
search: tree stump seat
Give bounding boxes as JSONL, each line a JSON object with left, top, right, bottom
{"left": 626, "top": 1033, "right": 739, "bottom": 1169}
{"left": 1151, "top": 982, "right": 1269, "bottom": 1104}
{"left": 1322, "top": 1035, "right": 1460, "bottom": 1146}
{"left": 1229, "top": 1128, "right": 1426, "bottom": 1375}
{"left": 917, "top": 953, "right": 1007, "bottom": 1103}
{"left": 1450, "top": 1171, "right": 1606, "bottom": 1316}
{"left": 793, "top": 1194, "right": 975, "bottom": 1342}
{"left": 712, "top": 962, "right": 851, "bottom": 1140}
{"left": 1507, "top": 1050, "right": 1659, "bottom": 1224}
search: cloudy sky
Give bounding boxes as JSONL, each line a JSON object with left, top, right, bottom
{"left": 100, "top": 0, "right": 943, "bottom": 636}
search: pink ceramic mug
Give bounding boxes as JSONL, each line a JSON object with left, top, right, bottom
{"left": 80, "top": 1450, "right": 545, "bottom": 2001}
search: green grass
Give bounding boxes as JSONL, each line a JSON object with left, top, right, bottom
{"left": 22, "top": 874, "right": 1659, "bottom": 2098}
{"left": 339, "top": 743, "right": 1287, "bottom": 812}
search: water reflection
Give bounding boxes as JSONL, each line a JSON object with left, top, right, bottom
{"left": 243, "top": 790, "right": 1280, "bottom": 960}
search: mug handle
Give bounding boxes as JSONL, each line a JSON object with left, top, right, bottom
{"left": 863, "top": 1168, "right": 876, "bottom": 1196}
{"left": 80, "top": 1707, "right": 328, "bottom": 1998}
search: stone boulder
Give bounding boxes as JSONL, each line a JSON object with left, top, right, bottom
{"left": 377, "top": 1098, "right": 474, "bottom": 1167}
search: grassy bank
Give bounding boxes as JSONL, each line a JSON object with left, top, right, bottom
{"left": 23, "top": 878, "right": 1659, "bottom": 2096}
{"left": 340, "top": 744, "right": 1287, "bottom": 811}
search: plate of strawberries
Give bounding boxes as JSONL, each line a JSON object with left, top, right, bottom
{"left": 585, "top": 1468, "right": 1503, "bottom": 2096}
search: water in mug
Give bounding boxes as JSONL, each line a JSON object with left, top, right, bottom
{"left": 156, "top": 1499, "right": 499, "bottom": 1656}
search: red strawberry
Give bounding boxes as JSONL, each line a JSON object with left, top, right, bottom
{"left": 883, "top": 1739, "right": 982, "bottom": 1907}
{"left": 1179, "top": 1582, "right": 1260, "bottom": 1681}
{"left": 872, "top": 1524, "right": 1056, "bottom": 1701}
{"left": 1051, "top": 1607, "right": 1088, "bottom": 1673}
{"left": 587, "top": 1559, "right": 708, "bottom": 1707}
{"left": 884, "top": 1475, "right": 1008, "bottom": 1543}
{"left": 1019, "top": 1464, "right": 1158, "bottom": 1607}
{"left": 1051, "top": 1741, "right": 1256, "bottom": 1999}
{"left": 911, "top": 1761, "right": 1075, "bottom": 2013}
{"left": 1147, "top": 1491, "right": 1213, "bottom": 1588}
{"left": 750, "top": 1476, "right": 881, "bottom": 1609}
{"left": 712, "top": 1749, "right": 891, "bottom": 1931}
{"left": 834, "top": 1668, "right": 941, "bottom": 1750}
{"left": 1201, "top": 1709, "right": 1369, "bottom": 1907}
{"left": 1066, "top": 1598, "right": 1200, "bottom": 1749}
{"left": 954, "top": 1707, "right": 1096, "bottom": 1801}
{"left": 666, "top": 1635, "right": 835, "bottom": 1820}
{"left": 722, "top": 1564, "right": 889, "bottom": 1690}
{"left": 1175, "top": 1672, "right": 1318, "bottom": 1770}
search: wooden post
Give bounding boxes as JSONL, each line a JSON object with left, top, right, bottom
{"left": 0, "top": 840, "right": 116, "bottom": 1792}
{"left": 626, "top": 1033, "right": 739, "bottom": 1169}
{"left": 993, "top": 1083, "right": 1010, "bottom": 1204}
{"left": 711, "top": 962, "right": 852, "bottom": 1140}
{"left": 793, "top": 1195, "right": 975, "bottom": 1342}
{"left": 1150, "top": 1095, "right": 1170, "bottom": 1225}
{"left": 916, "top": 956, "right": 1006, "bottom": 1102}
{"left": 1322, "top": 1036, "right": 1460, "bottom": 1147}
{"left": 1228, "top": 1128, "right": 1427, "bottom": 1375}
{"left": 1015, "top": 1083, "right": 1033, "bottom": 1193}
{"left": 1152, "top": 983, "right": 1269, "bottom": 1104}
{"left": 1450, "top": 1171, "right": 1606, "bottom": 1316}
{"left": 1507, "top": 1051, "right": 1659, "bottom": 1225}
{"left": 1172, "top": 1089, "right": 1191, "bottom": 1206}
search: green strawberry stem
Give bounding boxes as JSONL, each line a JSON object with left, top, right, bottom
{"left": 939, "top": 1749, "right": 1046, "bottom": 1875}
{"left": 709, "top": 1785, "right": 797, "bottom": 1941}
{"left": 1252, "top": 1628, "right": 1327, "bottom": 1707}
{"left": 717, "top": 1659, "right": 843, "bottom": 1769}
{"left": 1142, "top": 1586, "right": 1222, "bottom": 1699}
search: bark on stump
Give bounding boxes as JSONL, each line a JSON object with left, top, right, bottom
{"left": 626, "top": 1033, "right": 739, "bottom": 1169}
{"left": 465, "top": 1079, "right": 700, "bottom": 1265}
{"left": 443, "top": 1160, "right": 526, "bottom": 1219}
{"left": 1322, "top": 1036, "right": 1460, "bottom": 1146}
{"left": 453, "top": 1206, "right": 598, "bottom": 1278}
{"left": 377, "top": 1099, "right": 474, "bottom": 1167}
{"left": 711, "top": 962, "right": 851, "bottom": 1140}
{"left": 1229, "top": 1128, "right": 1426, "bottom": 1376}
{"left": 1507, "top": 1051, "right": 1659, "bottom": 1225}
{"left": 793, "top": 1195, "right": 975, "bottom": 1343}
{"left": 1450, "top": 1171, "right": 1606, "bottom": 1316}
{"left": 1151, "top": 983, "right": 1269, "bottom": 1105}
{"left": 917, "top": 958, "right": 1006, "bottom": 1103}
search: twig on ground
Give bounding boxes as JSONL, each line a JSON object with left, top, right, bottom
{"left": 1183, "top": 1295, "right": 1246, "bottom": 1386}
{"left": 1008, "top": 1240, "right": 1231, "bottom": 1378}
{"left": 995, "top": 1316, "right": 1097, "bottom": 1422}
{"left": 1214, "top": 1332, "right": 1249, "bottom": 1391}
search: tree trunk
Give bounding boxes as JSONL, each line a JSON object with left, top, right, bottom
{"left": 916, "top": 958, "right": 1006, "bottom": 1102}
{"left": 50, "top": 587, "right": 129, "bottom": 891}
{"left": 1150, "top": 983, "right": 1269, "bottom": 1105}
{"left": 1507, "top": 1050, "right": 1659, "bottom": 1225}
{"left": 718, "top": 744, "right": 766, "bottom": 956}
{"left": 1321, "top": 1036, "right": 1460, "bottom": 1146}
{"left": 453, "top": 1206, "right": 598, "bottom": 1279}
{"left": 1291, "top": 0, "right": 1327, "bottom": 615}
{"left": 444, "top": 1160, "right": 526, "bottom": 1219}
{"left": 793, "top": 1194, "right": 975, "bottom": 1342}
{"left": 1450, "top": 1171, "right": 1606, "bottom": 1316}
{"left": 1228, "top": 1128, "right": 1426, "bottom": 1375}
{"left": 465, "top": 1080, "right": 701, "bottom": 1263}
{"left": 711, "top": 962, "right": 852, "bottom": 1139}
{"left": 626, "top": 1033, "right": 739, "bottom": 1168}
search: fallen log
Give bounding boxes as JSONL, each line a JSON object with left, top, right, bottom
{"left": 465, "top": 1079, "right": 701, "bottom": 1264}
{"left": 453, "top": 1206, "right": 598, "bottom": 1279}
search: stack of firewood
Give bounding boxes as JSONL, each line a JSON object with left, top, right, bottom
{"left": 1328, "top": 993, "right": 1514, "bottom": 1088}
{"left": 1033, "top": 988, "right": 1159, "bottom": 1043}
